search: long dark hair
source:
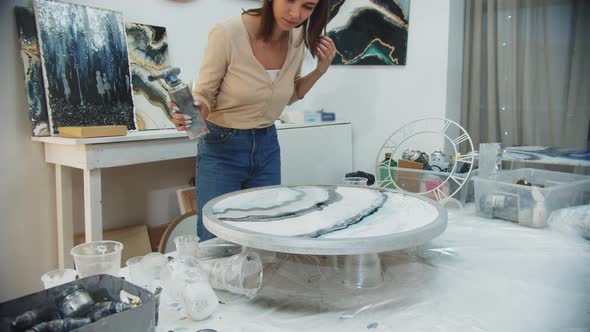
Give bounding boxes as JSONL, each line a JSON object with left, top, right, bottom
{"left": 243, "top": 0, "right": 330, "bottom": 58}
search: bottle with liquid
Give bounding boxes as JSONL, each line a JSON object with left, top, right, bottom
{"left": 401, "top": 148, "right": 414, "bottom": 161}
{"left": 430, "top": 150, "right": 448, "bottom": 172}
{"left": 148, "top": 67, "right": 209, "bottom": 139}
{"left": 378, "top": 152, "right": 397, "bottom": 188}
{"left": 449, "top": 153, "right": 474, "bottom": 173}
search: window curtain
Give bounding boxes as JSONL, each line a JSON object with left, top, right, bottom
{"left": 461, "top": 0, "right": 590, "bottom": 149}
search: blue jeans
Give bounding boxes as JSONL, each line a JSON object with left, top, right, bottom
{"left": 196, "top": 121, "right": 281, "bottom": 241}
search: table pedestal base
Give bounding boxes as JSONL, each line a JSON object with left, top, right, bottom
{"left": 337, "top": 253, "right": 384, "bottom": 288}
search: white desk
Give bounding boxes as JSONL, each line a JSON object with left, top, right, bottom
{"left": 32, "top": 122, "right": 352, "bottom": 269}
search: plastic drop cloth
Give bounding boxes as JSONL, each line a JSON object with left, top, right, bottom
{"left": 157, "top": 205, "right": 590, "bottom": 332}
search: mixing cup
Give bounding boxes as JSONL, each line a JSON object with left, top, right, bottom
{"left": 161, "top": 256, "right": 208, "bottom": 302}
{"left": 200, "top": 251, "right": 263, "bottom": 298}
{"left": 140, "top": 252, "right": 168, "bottom": 290}
{"left": 71, "top": 241, "right": 123, "bottom": 278}
{"left": 41, "top": 269, "right": 77, "bottom": 289}
{"left": 174, "top": 234, "right": 200, "bottom": 260}
{"left": 126, "top": 256, "right": 146, "bottom": 288}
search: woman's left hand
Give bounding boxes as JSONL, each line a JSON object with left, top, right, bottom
{"left": 315, "top": 36, "right": 336, "bottom": 75}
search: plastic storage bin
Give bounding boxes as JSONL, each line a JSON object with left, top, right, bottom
{"left": 473, "top": 168, "right": 590, "bottom": 228}
{"left": 502, "top": 146, "right": 590, "bottom": 175}
{"left": 0, "top": 274, "right": 156, "bottom": 331}
{"left": 377, "top": 166, "right": 477, "bottom": 205}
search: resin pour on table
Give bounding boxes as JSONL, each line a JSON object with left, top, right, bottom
{"left": 203, "top": 185, "right": 447, "bottom": 288}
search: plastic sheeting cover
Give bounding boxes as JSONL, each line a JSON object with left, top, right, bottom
{"left": 157, "top": 205, "right": 590, "bottom": 332}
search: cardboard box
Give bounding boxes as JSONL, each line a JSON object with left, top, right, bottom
{"left": 396, "top": 159, "right": 424, "bottom": 192}
{"left": 75, "top": 224, "right": 152, "bottom": 266}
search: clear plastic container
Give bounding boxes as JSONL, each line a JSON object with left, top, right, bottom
{"left": 71, "top": 241, "right": 123, "bottom": 278}
{"left": 377, "top": 166, "right": 477, "bottom": 205}
{"left": 199, "top": 251, "right": 263, "bottom": 298}
{"left": 126, "top": 256, "right": 146, "bottom": 288}
{"left": 139, "top": 252, "right": 168, "bottom": 290}
{"left": 473, "top": 168, "right": 590, "bottom": 228}
{"left": 160, "top": 256, "right": 209, "bottom": 303}
{"left": 174, "top": 234, "right": 200, "bottom": 260}
{"left": 41, "top": 269, "right": 77, "bottom": 289}
{"left": 342, "top": 177, "right": 368, "bottom": 186}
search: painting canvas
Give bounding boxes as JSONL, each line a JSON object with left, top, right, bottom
{"left": 14, "top": 7, "right": 49, "bottom": 136}
{"left": 34, "top": 0, "right": 136, "bottom": 134}
{"left": 125, "top": 23, "right": 174, "bottom": 130}
{"left": 503, "top": 146, "right": 590, "bottom": 167}
{"left": 327, "top": 0, "right": 410, "bottom": 65}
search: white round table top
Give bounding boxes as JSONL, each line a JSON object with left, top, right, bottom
{"left": 203, "top": 185, "right": 448, "bottom": 255}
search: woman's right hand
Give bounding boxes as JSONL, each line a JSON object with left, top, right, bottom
{"left": 169, "top": 101, "right": 203, "bottom": 131}
{"left": 170, "top": 111, "right": 191, "bottom": 132}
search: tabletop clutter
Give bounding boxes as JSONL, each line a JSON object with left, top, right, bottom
{"left": 3, "top": 141, "right": 589, "bottom": 331}
{"left": 8, "top": 284, "right": 138, "bottom": 331}
{"left": 376, "top": 142, "right": 590, "bottom": 229}
{"left": 375, "top": 147, "right": 478, "bottom": 204}
{"left": 1, "top": 232, "right": 262, "bottom": 331}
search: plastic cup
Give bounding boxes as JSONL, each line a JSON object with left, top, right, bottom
{"left": 183, "top": 282, "right": 219, "bottom": 321}
{"left": 140, "top": 252, "right": 168, "bottom": 290}
{"left": 174, "top": 235, "right": 200, "bottom": 259}
{"left": 126, "top": 256, "right": 146, "bottom": 288}
{"left": 343, "top": 177, "right": 368, "bottom": 186}
{"left": 161, "top": 256, "right": 208, "bottom": 302}
{"left": 160, "top": 256, "right": 217, "bottom": 321}
{"left": 41, "top": 269, "right": 77, "bottom": 289}
{"left": 200, "top": 251, "right": 263, "bottom": 298}
{"left": 71, "top": 241, "right": 123, "bottom": 278}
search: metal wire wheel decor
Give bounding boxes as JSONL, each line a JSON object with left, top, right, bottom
{"left": 374, "top": 118, "right": 475, "bottom": 203}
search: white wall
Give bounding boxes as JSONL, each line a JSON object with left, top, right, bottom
{"left": 0, "top": 0, "right": 462, "bottom": 301}
{"left": 1, "top": 0, "right": 56, "bottom": 303}
{"left": 294, "top": 0, "right": 459, "bottom": 173}
{"left": 0, "top": 0, "right": 250, "bottom": 302}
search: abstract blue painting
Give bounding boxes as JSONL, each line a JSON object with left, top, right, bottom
{"left": 125, "top": 22, "right": 174, "bottom": 130}
{"left": 34, "top": 0, "right": 136, "bottom": 134}
{"left": 14, "top": 6, "right": 49, "bottom": 136}
{"left": 327, "top": 0, "right": 410, "bottom": 65}
{"left": 503, "top": 146, "right": 590, "bottom": 167}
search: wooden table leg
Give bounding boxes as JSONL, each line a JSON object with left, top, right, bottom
{"left": 56, "top": 165, "right": 74, "bottom": 269}
{"left": 83, "top": 168, "right": 103, "bottom": 242}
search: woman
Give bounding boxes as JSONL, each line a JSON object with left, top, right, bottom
{"left": 172, "top": 0, "right": 336, "bottom": 241}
